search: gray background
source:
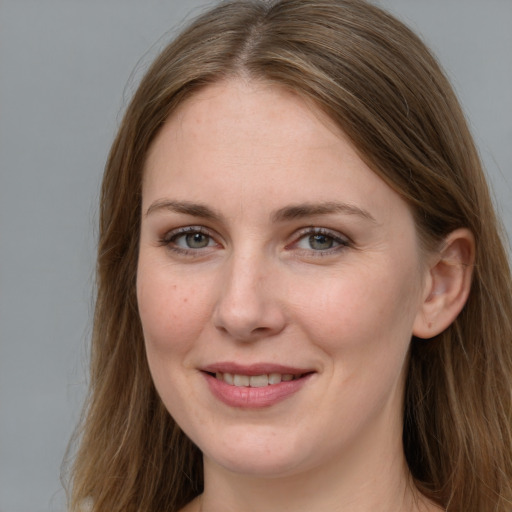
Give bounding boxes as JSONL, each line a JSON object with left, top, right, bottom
{"left": 0, "top": 1, "right": 510, "bottom": 511}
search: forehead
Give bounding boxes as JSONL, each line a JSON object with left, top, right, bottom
{"left": 142, "top": 79, "right": 410, "bottom": 228}
{"left": 147, "top": 79, "right": 346, "bottom": 162}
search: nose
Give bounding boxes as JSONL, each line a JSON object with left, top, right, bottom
{"left": 212, "top": 252, "right": 286, "bottom": 342}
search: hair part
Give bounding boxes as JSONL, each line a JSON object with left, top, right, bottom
{"left": 66, "top": 1, "right": 512, "bottom": 511}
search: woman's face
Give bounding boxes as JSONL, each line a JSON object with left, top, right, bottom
{"left": 137, "top": 80, "right": 429, "bottom": 478}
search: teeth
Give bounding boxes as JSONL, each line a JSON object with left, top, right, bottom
{"left": 268, "top": 372, "right": 282, "bottom": 385}
{"left": 249, "top": 374, "right": 269, "bottom": 387}
{"left": 233, "top": 374, "right": 250, "bottom": 386}
{"left": 214, "top": 372, "right": 302, "bottom": 387}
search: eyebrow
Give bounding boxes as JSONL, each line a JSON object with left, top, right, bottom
{"left": 271, "top": 202, "right": 377, "bottom": 224}
{"left": 145, "top": 199, "right": 222, "bottom": 220}
{"left": 145, "top": 199, "right": 377, "bottom": 224}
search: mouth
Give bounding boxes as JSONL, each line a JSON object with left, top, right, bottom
{"left": 200, "top": 363, "right": 314, "bottom": 408}
{"left": 206, "top": 371, "right": 307, "bottom": 387}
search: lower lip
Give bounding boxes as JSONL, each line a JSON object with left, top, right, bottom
{"left": 203, "top": 372, "right": 312, "bottom": 408}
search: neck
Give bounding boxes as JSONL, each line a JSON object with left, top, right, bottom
{"left": 197, "top": 430, "right": 434, "bottom": 512}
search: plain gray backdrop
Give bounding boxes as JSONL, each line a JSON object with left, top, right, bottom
{"left": 1, "top": 1, "right": 511, "bottom": 511}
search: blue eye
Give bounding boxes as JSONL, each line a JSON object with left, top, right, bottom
{"left": 306, "top": 233, "right": 337, "bottom": 250}
{"left": 162, "top": 227, "right": 218, "bottom": 252}
{"left": 294, "top": 229, "right": 349, "bottom": 252}
{"left": 178, "top": 232, "right": 212, "bottom": 249}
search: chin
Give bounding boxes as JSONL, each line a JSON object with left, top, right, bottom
{"left": 196, "top": 425, "right": 315, "bottom": 478}
{"left": 207, "top": 451, "right": 306, "bottom": 479}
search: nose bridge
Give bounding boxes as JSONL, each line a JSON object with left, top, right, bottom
{"left": 213, "top": 244, "right": 285, "bottom": 340}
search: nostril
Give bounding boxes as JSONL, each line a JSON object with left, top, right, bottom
{"left": 252, "top": 326, "right": 269, "bottom": 333}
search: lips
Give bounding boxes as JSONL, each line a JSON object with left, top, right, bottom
{"left": 201, "top": 363, "right": 314, "bottom": 408}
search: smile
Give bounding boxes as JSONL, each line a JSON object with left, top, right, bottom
{"left": 213, "top": 372, "right": 303, "bottom": 387}
{"left": 201, "top": 365, "right": 314, "bottom": 408}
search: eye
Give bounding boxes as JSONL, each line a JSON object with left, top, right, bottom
{"left": 299, "top": 233, "right": 338, "bottom": 251}
{"left": 291, "top": 228, "right": 350, "bottom": 254}
{"left": 175, "top": 231, "right": 213, "bottom": 249}
{"left": 160, "top": 226, "right": 219, "bottom": 254}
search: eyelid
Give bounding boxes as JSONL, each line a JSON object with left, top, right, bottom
{"left": 286, "top": 227, "right": 351, "bottom": 253}
{"left": 159, "top": 225, "right": 223, "bottom": 254}
{"left": 161, "top": 225, "right": 212, "bottom": 242}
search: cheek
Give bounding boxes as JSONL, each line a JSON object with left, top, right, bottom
{"left": 292, "top": 259, "right": 422, "bottom": 357}
{"left": 136, "top": 261, "right": 213, "bottom": 357}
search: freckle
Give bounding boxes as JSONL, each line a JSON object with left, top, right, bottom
{"left": 183, "top": 297, "right": 188, "bottom": 303}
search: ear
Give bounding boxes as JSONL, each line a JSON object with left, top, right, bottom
{"left": 413, "top": 228, "right": 475, "bottom": 339}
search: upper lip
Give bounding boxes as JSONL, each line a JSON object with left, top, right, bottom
{"left": 201, "top": 362, "right": 313, "bottom": 376}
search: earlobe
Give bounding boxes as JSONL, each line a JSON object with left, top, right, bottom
{"left": 413, "top": 228, "right": 475, "bottom": 339}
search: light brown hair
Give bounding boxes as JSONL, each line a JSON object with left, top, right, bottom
{"left": 66, "top": 1, "right": 512, "bottom": 511}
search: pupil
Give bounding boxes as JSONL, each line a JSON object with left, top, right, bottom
{"left": 309, "top": 234, "right": 333, "bottom": 250}
{"left": 186, "top": 232, "right": 209, "bottom": 248}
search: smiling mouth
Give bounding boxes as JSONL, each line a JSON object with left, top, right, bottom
{"left": 202, "top": 367, "right": 314, "bottom": 407}
{"left": 208, "top": 372, "right": 308, "bottom": 387}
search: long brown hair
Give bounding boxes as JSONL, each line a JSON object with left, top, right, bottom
{"left": 66, "top": 1, "right": 512, "bottom": 511}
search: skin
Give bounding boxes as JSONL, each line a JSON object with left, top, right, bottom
{"left": 137, "top": 79, "right": 443, "bottom": 512}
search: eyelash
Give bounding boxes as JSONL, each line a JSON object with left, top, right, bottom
{"left": 287, "top": 227, "right": 351, "bottom": 257}
{"left": 159, "top": 226, "right": 219, "bottom": 256}
{"left": 158, "top": 226, "right": 351, "bottom": 257}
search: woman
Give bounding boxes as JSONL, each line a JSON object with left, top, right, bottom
{"left": 67, "top": 1, "right": 512, "bottom": 511}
